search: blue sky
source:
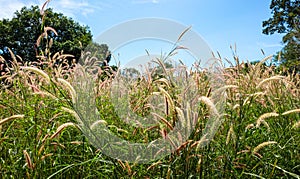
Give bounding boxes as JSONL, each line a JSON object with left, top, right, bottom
{"left": 0, "top": 0, "right": 284, "bottom": 66}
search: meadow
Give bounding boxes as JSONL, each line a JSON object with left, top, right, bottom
{"left": 0, "top": 21, "right": 300, "bottom": 179}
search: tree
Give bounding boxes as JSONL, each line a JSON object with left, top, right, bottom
{"left": 262, "top": 0, "right": 300, "bottom": 72}
{"left": 82, "top": 42, "right": 111, "bottom": 66}
{"left": 0, "top": 5, "right": 92, "bottom": 64}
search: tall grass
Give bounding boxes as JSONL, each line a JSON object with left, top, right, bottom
{"left": 0, "top": 3, "right": 299, "bottom": 178}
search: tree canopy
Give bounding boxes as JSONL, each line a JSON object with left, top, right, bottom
{"left": 0, "top": 5, "right": 93, "bottom": 63}
{"left": 262, "top": 0, "right": 300, "bottom": 72}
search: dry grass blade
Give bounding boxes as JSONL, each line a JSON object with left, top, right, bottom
{"left": 0, "top": 55, "right": 5, "bottom": 62}
{"left": 145, "top": 49, "right": 150, "bottom": 56}
{"left": 154, "top": 59, "right": 168, "bottom": 76}
{"left": 175, "top": 45, "right": 188, "bottom": 50}
{"left": 40, "top": 0, "right": 51, "bottom": 15}
{"left": 256, "top": 76, "right": 285, "bottom": 89}
{"left": 21, "top": 66, "right": 51, "bottom": 83}
{"left": 157, "top": 86, "right": 175, "bottom": 111}
{"left": 191, "top": 134, "right": 210, "bottom": 151}
{"left": 245, "top": 124, "right": 255, "bottom": 130}
{"left": 44, "top": 26, "right": 58, "bottom": 36}
{"left": 154, "top": 78, "right": 171, "bottom": 88}
{"left": 145, "top": 125, "right": 159, "bottom": 132}
{"left": 70, "top": 141, "right": 83, "bottom": 145}
{"left": 147, "top": 161, "right": 162, "bottom": 170}
{"left": 256, "top": 112, "right": 279, "bottom": 128}
{"left": 226, "top": 124, "right": 235, "bottom": 145}
{"left": 237, "top": 149, "right": 251, "bottom": 155}
{"left": 57, "top": 78, "right": 77, "bottom": 103}
{"left": 175, "top": 140, "right": 192, "bottom": 154}
{"left": 233, "top": 104, "right": 240, "bottom": 110}
{"left": 50, "top": 122, "right": 77, "bottom": 139}
{"left": 177, "top": 26, "right": 192, "bottom": 42}
{"left": 257, "top": 55, "right": 273, "bottom": 67}
{"left": 38, "top": 144, "right": 45, "bottom": 155}
{"left": 23, "top": 150, "right": 34, "bottom": 170}
{"left": 51, "top": 142, "right": 66, "bottom": 149}
{"left": 199, "top": 96, "right": 219, "bottom": 117}
{"left": 282, "top": 109, "right": 300, "bottom": 115}
{"left": 117, "top": 159, "right": 126, "bottom": 170}
{"left": 224, "top": 57, "right": 234, "bottom": 67}
{"left": 90, "top": 120, "right": 108, "bottom": 130}
{"left": 57, "top": 54, "right": 75, "bottom": 59}
{"left": 0, "top": 115, "right": 25, "bottom": 125}
{"left": 253, "top": 141, "right": 277, "bottom": 153}
{"left": 151, "top": 112, "right": 173, "bottom": 130}
{"left": 61, "top": 107, "right": 82, "bottom": 124}
{"left": 166, "top": 167, "right": 171, "bottom": 179}
{"left": 41, "top": 153, "right": 53, "bottom": 161}
{"left": 261, "top": 49, "right": 265, "bottom": 56}
{"left": 36, "top": 32, "right": 47, "bottom": 47}
{"left": 8, "top": 48, "right": 18, "bottom": 65}
{"left": 213, "top": 85, "right": 238, "bottom": 96}
{"left": 125, "top": 161, "right": 132, "bottom": 175}
{"left": 249, "top": 92, "right": 266, "bottom": 97}
{"left": 260, "top": 120, "right": 270, "bottom": 132}
{"left": 196, "top": 156, "right": 203, "bottom": 173}
{"left": 41, "top": 134, "right": 49, "bottom": 144}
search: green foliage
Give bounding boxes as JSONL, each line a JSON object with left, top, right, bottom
{"left": 0, "top": 5, "right": 92, "bottom": 63}
{"left": 281, "top": 29, "right": 300, "bottom": 72}
{"left": 262, "top": 0, "right": 300, "bottom": 72}
{"left": 83, "top": 43, "right": 110, "bottom": 65}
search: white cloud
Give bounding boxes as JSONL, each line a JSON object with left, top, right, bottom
{"left": 47, "top": 0, "right": 95, "bottom": 18}
{"left": 0, "top": 0, "right": 97, "bottom": 20}
{"left": 0, "top": 0, "right": 36, "bottom": 19}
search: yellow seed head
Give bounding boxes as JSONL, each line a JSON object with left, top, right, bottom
{"left": 199, "top": 96, "right": 219, "bottom": 117}
{"left": 61, "top": 107, "right": 82, "bottom": 125}
{"left": 256, "top": 112, "right": 279, "bottom": 128}
{"left": 253, "top": 141, "right": 277, "bottom": 153}
{"left": 245, "top": 123, "right": 255, "bottom": 130}
{"left": 21, "top": 66, "right": 51, "bottom": 83}
{"left": 90, "top": 120, "right": 108, "bottom": 130}
{"left": 57, "top": 78, "right": 77, "bottom": 103}
{"left": 50, "top": 122, "right": 77, "bottom": 139}
{"left": 256, "top": 76, "right": 285, "bottom": 89}
{"left": 0, "top": 114, "right": 25, "bottom": 125}
{"left": 23, "top": 150, "right": 34, "bottom": 170}
{"left": 282, "top": 109, "right": 300, "bottom": 116}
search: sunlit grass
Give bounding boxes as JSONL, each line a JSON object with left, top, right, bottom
{"left": 0, "top": 5, "right": 299, "bottom": 178}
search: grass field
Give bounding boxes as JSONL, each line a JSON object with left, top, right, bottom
{"left": 0, "top": 8, "right": 299, "bottom": 177}
{"left": 0, "top": 39, "right": 299, "bottom": 178}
